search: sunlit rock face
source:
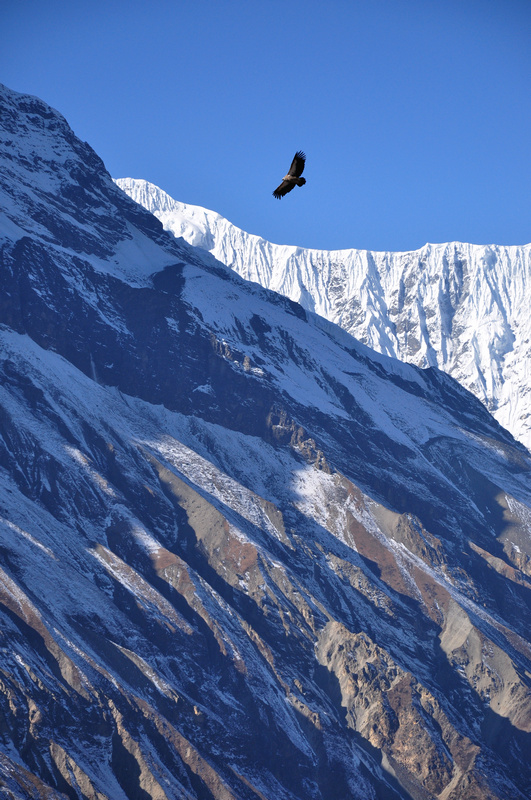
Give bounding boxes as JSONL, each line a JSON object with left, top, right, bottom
{"left": 1, "top": 82, "right": 531, "bottom": 800}
{"left": 118, "top": 177, "right": 531, "bottom": 453}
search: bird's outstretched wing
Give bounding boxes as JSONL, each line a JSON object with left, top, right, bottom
{"left": 288, "top": 150, "right": 306, "bottom": 178}
{"left": 273, "top": 180, "right": 296, "bottom": 199}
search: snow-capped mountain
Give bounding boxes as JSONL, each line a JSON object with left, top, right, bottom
{"left": 116, "top": 178, "right": 531, "bottom": 451}
{"left": 1, "top": 83, "right": 531, "bottom": 800}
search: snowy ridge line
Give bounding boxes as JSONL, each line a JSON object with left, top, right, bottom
{"left": 116, "top": 177, "right": 531, "bottom": 451}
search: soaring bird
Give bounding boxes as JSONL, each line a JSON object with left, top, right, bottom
{"left": 272, "top": 151, "right": 306, "bottom": 199}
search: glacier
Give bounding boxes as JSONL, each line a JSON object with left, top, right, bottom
{"left": 116, "top": 178, "right": 531, "bottom": 451}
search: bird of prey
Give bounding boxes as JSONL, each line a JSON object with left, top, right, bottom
{"left": 272, "top": 151, "right": 306, "bottom": 199}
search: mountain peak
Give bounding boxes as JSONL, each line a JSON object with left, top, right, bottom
{"left": 1, "top": 84, "right": 530, "bottom": 800}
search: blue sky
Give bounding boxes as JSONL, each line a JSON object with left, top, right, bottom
{"left": 2, "top": 0, "right": 531, "bottom": 251}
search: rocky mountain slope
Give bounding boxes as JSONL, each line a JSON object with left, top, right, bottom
{"left": 116, "top": 179, "right": 531, "bottom": 452}
{"left": 1, "top": 83, "right": 531, "bottom": 800}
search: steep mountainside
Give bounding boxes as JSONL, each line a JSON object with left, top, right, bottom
{"left": 116, "top": 179, "right": 531, "bottom": 451}
{"left": 1, "top": 84, "right": 531, "bottom": 800}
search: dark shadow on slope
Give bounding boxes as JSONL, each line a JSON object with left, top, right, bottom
{"left": 111, "top": 730, "right": 153, "bottom": 800}
{"left": 480, "top": 707, "right": 531, "bottom": 792}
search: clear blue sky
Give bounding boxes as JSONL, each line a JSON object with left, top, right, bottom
{"left": 2, "top": 0, "right": 531, "bottom": 251}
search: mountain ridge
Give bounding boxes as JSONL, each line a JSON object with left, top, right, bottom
{"left": 0, "top": 83, "right": 530, "bottom": 800}
{"left": 115, "top": 178, "right": 531, "bottom": 452}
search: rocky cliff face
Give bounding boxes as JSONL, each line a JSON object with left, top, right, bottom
{"left": 116, "top": 179, "right": 531, "bottom": 452}
{"left": 1, "top": 84, "right": 531, "bottom": 800}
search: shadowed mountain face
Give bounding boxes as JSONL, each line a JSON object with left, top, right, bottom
{"left": 1, "top": 84, "right": 530, "bottom": 800}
